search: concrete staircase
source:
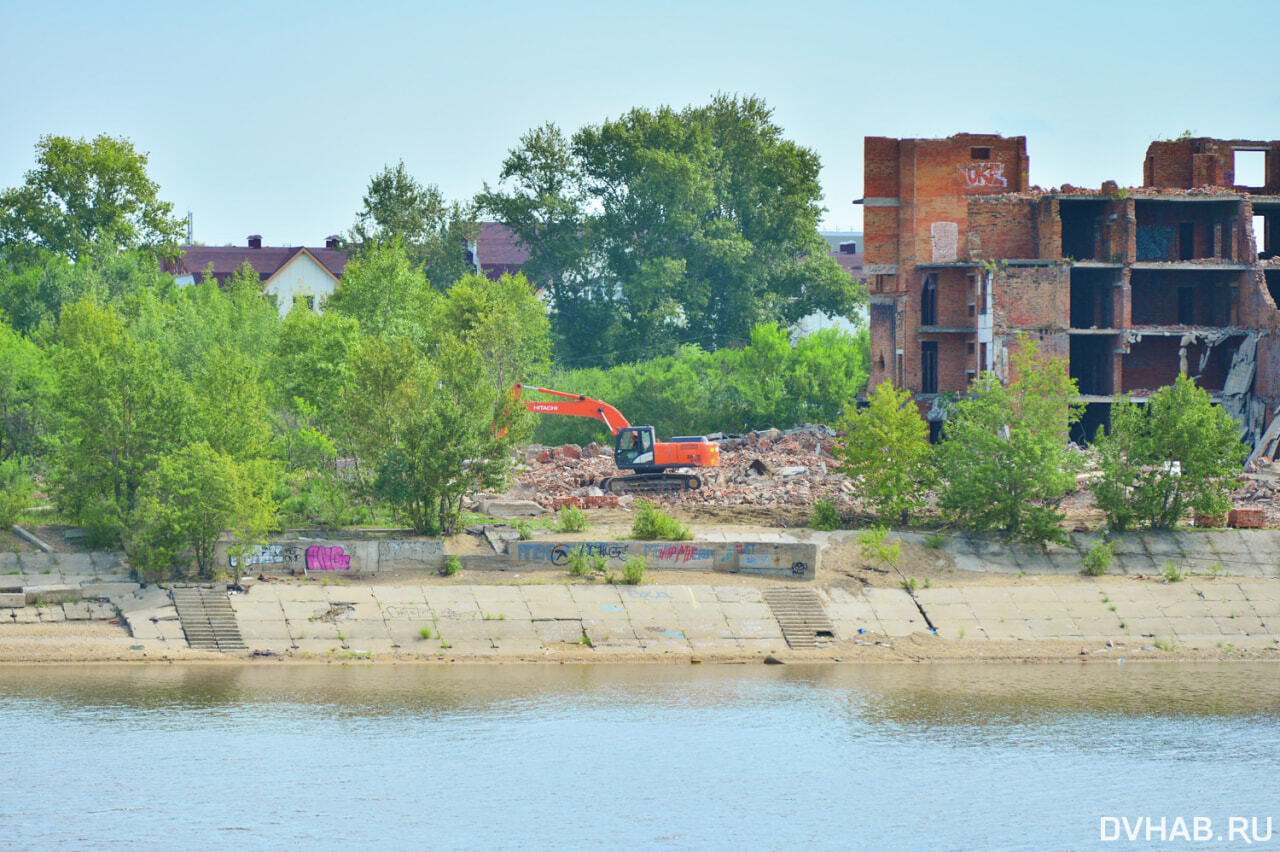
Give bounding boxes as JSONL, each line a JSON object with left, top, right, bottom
{"left": 171, "top": 585, "right": 246, "bottom": 652}
{"left": 763, "top": 587, "right": 834, "bottom": 649}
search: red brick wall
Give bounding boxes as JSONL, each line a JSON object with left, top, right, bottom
{"left": 1145, "top": 141, "right": 1194, "bottom": 188}
{"left": 1122, "top": 337, "right": 1181, "bottom": 392}
{"left": 968, "top": 197, "right": 1037, "bottom": 259}
{"left": 992, "top": 265, "right": 1069, "bottom": 331}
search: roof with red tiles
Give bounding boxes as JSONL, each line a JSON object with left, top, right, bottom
{"left": 165, "top": 241, "right": 348, "bottom": 283}
{"left": 474, "top": 222, "right": 530, "bottom": 272}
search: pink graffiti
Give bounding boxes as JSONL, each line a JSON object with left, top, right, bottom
{"left": 961, "top": 161, "right": 1007, "bottom": 188}
{"left": 306, "top": 545, "right": 350, "bottom": 571}
{"left": 654, "top": 544, "right": 710, "bottom": 564}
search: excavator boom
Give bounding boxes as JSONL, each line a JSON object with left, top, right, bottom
{"left": 512, "top": 383, "right": 631, "bottom": 434}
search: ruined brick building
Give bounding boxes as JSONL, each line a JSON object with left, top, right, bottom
{"left": 861, "top": 133, "right": 1280, "bottom": 454}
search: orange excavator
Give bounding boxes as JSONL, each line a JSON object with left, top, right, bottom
{"left": 513, "top": 384, "right": 720, "bottom": 494}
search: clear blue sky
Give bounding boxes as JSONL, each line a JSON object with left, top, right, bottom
{"left": 2, "top": 0, "right": 1275, "bottom": 247}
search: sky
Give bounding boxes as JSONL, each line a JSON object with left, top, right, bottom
{"left": 2, "top": 0, "right": 1276, "bottom": 248}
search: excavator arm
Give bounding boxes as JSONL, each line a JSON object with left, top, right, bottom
{"left": 512, "top": 384, "right": 631, "bottom": 435}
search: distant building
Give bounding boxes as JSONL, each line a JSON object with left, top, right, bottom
{"left": 466, "top": 222, "right": 531, "bottom": 280}
{"left": 793, "top": 231, "right": 866, "bottom": 338}
{"left": 165, "top": 235, "right": 348, "bottom": 316}
{"left": 860, "top": 131, "right": 1280, "bottom": 448}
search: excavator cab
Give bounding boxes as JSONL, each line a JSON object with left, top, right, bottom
{"left": 614, "top": 426, "right": 656, "bottom": 470}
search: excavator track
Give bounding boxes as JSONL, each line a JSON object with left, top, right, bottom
{"left": 602, "top": 473, "right": 702, "bottom": 495}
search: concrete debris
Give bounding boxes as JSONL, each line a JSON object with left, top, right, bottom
{"left": 511, "top": 425, "right": 846, "bottom": 511}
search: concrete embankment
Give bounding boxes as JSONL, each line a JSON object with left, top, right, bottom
{"left": 1, "top": 530, "right": 1278, "bottom": 663}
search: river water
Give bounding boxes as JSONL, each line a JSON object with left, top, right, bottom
{"left": 2, "top": 662, "right": 1278, "bottom": 850}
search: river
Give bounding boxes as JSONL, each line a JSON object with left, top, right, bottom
{"left": 2, "top": 662, "right": 1278, "bottom": 850}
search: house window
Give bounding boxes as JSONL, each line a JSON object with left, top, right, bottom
{"left": 921, "top": 274, "right": 938, "bottom": 326}
{"left": 300, "top": 294, "right": 316, "bottom": 311}
{"left": 921, "top": 342, "right": 938, "bottom": 394}
{"left": 967, "top": 341, "right": 975, "bottom": 355}
{"left": 970, "top": 147, "right": 991, "bottom": 160}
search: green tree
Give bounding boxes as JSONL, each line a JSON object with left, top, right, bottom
{"left": 128, "top": 442, "right": 275, "bottom": 580}
{"left": 429, "top": 271, "right": 551, "bottom": 391}
{"left": 0, "top": 322, "right": 54, "bottom": 460}
{"left": 0, "top": 457, "right": 34, "bottom": 528}
{"left": 270, "top": 303, "right": 361, "bottom": 427}
{"left": 364, "top": 338, "right": 531, "bottom": 535}
{"left": 325, "top": 239, "right": 437, "bottom": 340}
{"left": 835, "top": 381, "right": 933, "bottom": 523}
{"left": 479, "top": 96, "right": 863, "bottom": 365}
{"left": 348, "top": 161, "right": 477, "bottom": 288}
{"left": 0, "top": 245, "right": 176, "bottom": 336}
{"left": 1092, "top": 374, "right": 1247, "bottom": 530}
{"left": 49, "top": 299, "right": 191, "bottom": 545}
{"left": 0, "top": 134, "right": 184, "bottom": 262}
{"left": 934, "top": 337, "right": 1082, "bottom": 546}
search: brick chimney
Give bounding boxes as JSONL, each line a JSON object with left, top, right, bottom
{"left": 248, "top": 234, "right": 262, "bottom": 249}
{"left": 325, "top": 235, "right": 340, "bottom": 250}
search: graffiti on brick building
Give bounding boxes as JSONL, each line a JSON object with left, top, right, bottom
{"left": 306, "top": 545, "right": 351, "bottom": 571}
{"left": 961, "top": 161, "right": 1006, "bottom": 188}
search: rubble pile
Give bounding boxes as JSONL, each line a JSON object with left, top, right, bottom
{"left": 511, "top": 426, "right": 854, "bottom": 510}
{"left": 1231, "top": 458, "right": 1280, "bottom": 525}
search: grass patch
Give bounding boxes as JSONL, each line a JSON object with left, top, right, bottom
{"left": 1161, "top": 560, "right": 1183, "bottom": 583}
{"left": 556, "top": 505, "right": 589, "bottom": 533}
{"left": 620, "top": 556, "right": 646, "bottom": 585}
{"left": 418, "top": 625, "right": 432, "bottom": 640}
{"left": 1081, "top": 539, "right": 1114, "bottom": 577}
{"left": 808, "top": 500, "right": 842, "bottom": 531}
{"left": 631, "top": 500, "right": 691, "bottom": 541}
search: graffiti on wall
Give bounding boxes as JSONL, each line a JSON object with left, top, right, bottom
{"left": 306, "top": 545, "right": 351, "bottom": 571}
{"left": 229, "top": 544, "right": 301, "bottom": 569}
{"left": 642, "top": 544, "right": 715, "bottom": 564}
{"left": 961, "top": 161, "right": 1006, "bottom": 188}
{"left": 516, "top": 542, "right": 629, "bottom": 565}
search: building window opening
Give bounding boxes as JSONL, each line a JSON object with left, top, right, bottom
{"left": 1256, "top": 214, "right": 1271, "bottom": 259}
{"left": 1234, "top": 150, "right": 1266, "bottom": 188}
{"left": 300, "top": 294, "right": 315, "bottom": 311}
{"left": 921, "top": 274, "right": 938, "bottom": 326}
{"left": 1178, "top": 286, "right": 1195, "bottom": 324}
{"left": 921, "top": 342, "right": 938, "bottom": 394}
{"left": 1178, "top": 222, "right": 1195, "bottom": 261}
{"left": 970, "top": 147, "right": 990, "bottom": 160}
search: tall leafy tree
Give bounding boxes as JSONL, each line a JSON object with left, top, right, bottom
{"left": 835, "top": 381, "right": 933, "bottom": 523}
{"left": 359, "top": 337, "right": 531, "bottom": 535}
{"left": 49, "top": 299, "right": 192, "bottom": 545}
{"left": 429, "top": 271, "right": 551, "bottom": 391}
{"left": 0, "top": 322, "right": 54, "bottom": 460}
{"left": 348, "top": 161, "right": 477, "bottom": 288}
{"left": 934, "top": 337, "right": 1082, "bottom": 546}
{"left": 128, "top": 441, "right": 276, "bottom": 581}
{"left": 479, "top": 95, "right": 863, "bottom": 365}
{"left": 1092, "top": 374, "right": 1247, "bottom": 530}
{"left": 325, "top": 239, "right": 438, "bottom": 341}
{"left": 0, "top": 134, "right": 184, "bottom": 262}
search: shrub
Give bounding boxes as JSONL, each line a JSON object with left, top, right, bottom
{"left": 631, "top": 499, "right": 691, "bottom": 541}
{"left": 834, "top": 381, "right": 933, "bottom": 523}
{"left": 809, "top": 500, "right": 842, "bottom": 531}
{"left": 566, "top": 547, "right": 591, "bottom": 577}
{"left": 417, "top": 625, "right": 432, "bottom": 640}
{"left": 857, "top": 525, "right": 901, "bottom": 572}
{"left": 0, "top": 458, "right": 34, "bottom": 529}
{"left": 620, "top": 556, "right": 646, "bottom": 585}
{"left": 1081, "top": 539, "right": 1114, "bottom": 577}
{"left": 934, "top": 336, "right": 1081, "bottom": 547}
{"left": 515, "top": 520, "right": 533, "bottom": 540}
{"left": 1092, "top": 375, "right": 1248, "bottom": 530}
{"left": 442, "top": 554, "right": 461, "bottom": 576}
{"left": 1162, "top": 560, "right": 1183, "bottom": 583}
{"left": 923, "top": 532, "right": 945, "bottom": 549}
{"left": 556, "top": 504, "right": 589, "bottom": 533}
